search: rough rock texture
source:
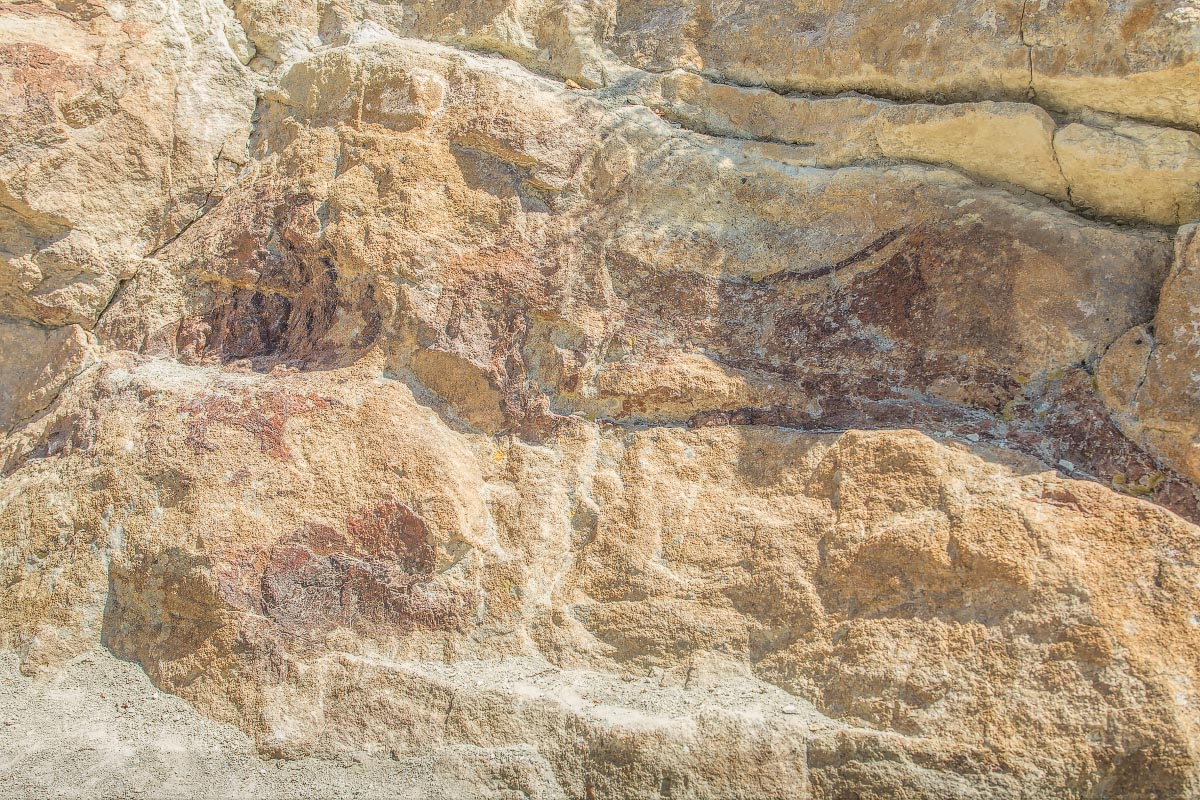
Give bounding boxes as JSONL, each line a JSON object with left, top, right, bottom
{"left": 2, "top": 1, "right": 1200, "bottom": 798}
{"left": 1100, "top": 225, "right": 1200, "bottom": 491}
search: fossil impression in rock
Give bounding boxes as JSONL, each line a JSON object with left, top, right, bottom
{"left": 2, "top": 1, "right": 1200, "bottom": 798}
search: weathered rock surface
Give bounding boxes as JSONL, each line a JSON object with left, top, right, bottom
{"left": 1101, "top": 225, "right": 1200, "bottom": 489}
{"left": 0, "top": 0, "right": 254, "bottom": 327}
{"left": 2, "top": 1, "right": 1200, "bottom": 798}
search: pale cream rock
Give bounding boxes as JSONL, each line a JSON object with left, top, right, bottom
{"left": 0, "top": 0, "right": 255, "bottom": 327}
{"left": 1054, "top": 120, "right": 1200, "bottom": 225}
{"left": 873, "top": 101, "right": 1070, "bottom": 200}
{"left": 649, "top": 71, "right": 1071, "bottom": 202}
{"left": 610, "top": 0, "right": 1200, "bottom": 128}
{"left": 1100, "top": 224, "right": 1200, "bottom": 483}
{"left": 0, "top": 318, "right": 95, "bottom": 432}
{"left": 180, "top": 1, "right": 1200, "bottom": 224}
{"left": 640, "top": 68, "right": 1200, "bottom": 224}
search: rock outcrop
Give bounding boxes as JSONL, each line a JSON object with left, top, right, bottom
{"left": 2, "top": 1, "right": 1200, "bottom": 798}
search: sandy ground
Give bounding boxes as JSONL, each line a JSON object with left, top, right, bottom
{"left": 0, "top": 649, "right": 567, "bottom": 800}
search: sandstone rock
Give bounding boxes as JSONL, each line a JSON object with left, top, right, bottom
{"left": 630, "top": 67, "right": 1200, "bottom": 225}
{"left": 214, "top": 1, "right": 1200, "bottom": 127}
{"left": 1100, "top": 224, "right": 1200, "bottom": 486}
{"left": 0, "top": 317, "right": 95, "bottom": 432}
{"left": 5, "top": 361, "right": 1200, "bottom": 796}
{"left": 642, "top": 72, "right": 1071, "bottom": 202}
{"left": 0, "top": 0, "right": 255, "bottom": 327}
{"left": 610, "top": 0, "right": 1200, "bottom": 129}
{"left": 3, "top": 1, "right": 1200, "bottom": 798}
{"left": 186, "top": 1, "right": 1200, "bottom": 225}
{"left": 1054, "top": 119, "right": 1200, "bottom": 225}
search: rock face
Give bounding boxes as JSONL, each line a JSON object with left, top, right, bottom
{"left": 2, "top": 1, "right": 1200, "bottom": 798}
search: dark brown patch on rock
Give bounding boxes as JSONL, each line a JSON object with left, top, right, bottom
{"left": 166, "top": 179, "right": 380, "bottom": 371}
{"left": 222, "top": 500, "right": 473, "bottom": 634}
{"left": 639, "top": 219, "right": 1198, "bottom": 522}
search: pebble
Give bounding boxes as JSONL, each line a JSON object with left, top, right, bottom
{"left": 1058, "top": 459, "right": 1076, "bottom": 471}
{"left": 782, "top": 704, "right": 800, "bottom": 715}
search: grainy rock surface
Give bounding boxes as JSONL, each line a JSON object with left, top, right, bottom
{"left": 2, "top": 1, "right": 1200, "bottom": 798}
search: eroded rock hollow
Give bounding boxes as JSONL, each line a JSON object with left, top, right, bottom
{"left": 3, "top": 1, "right": 1200, "bottom": 797}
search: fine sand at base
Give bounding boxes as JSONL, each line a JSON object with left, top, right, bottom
{"left": 0, "top": 650, "right": 567, "bottom": 800}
